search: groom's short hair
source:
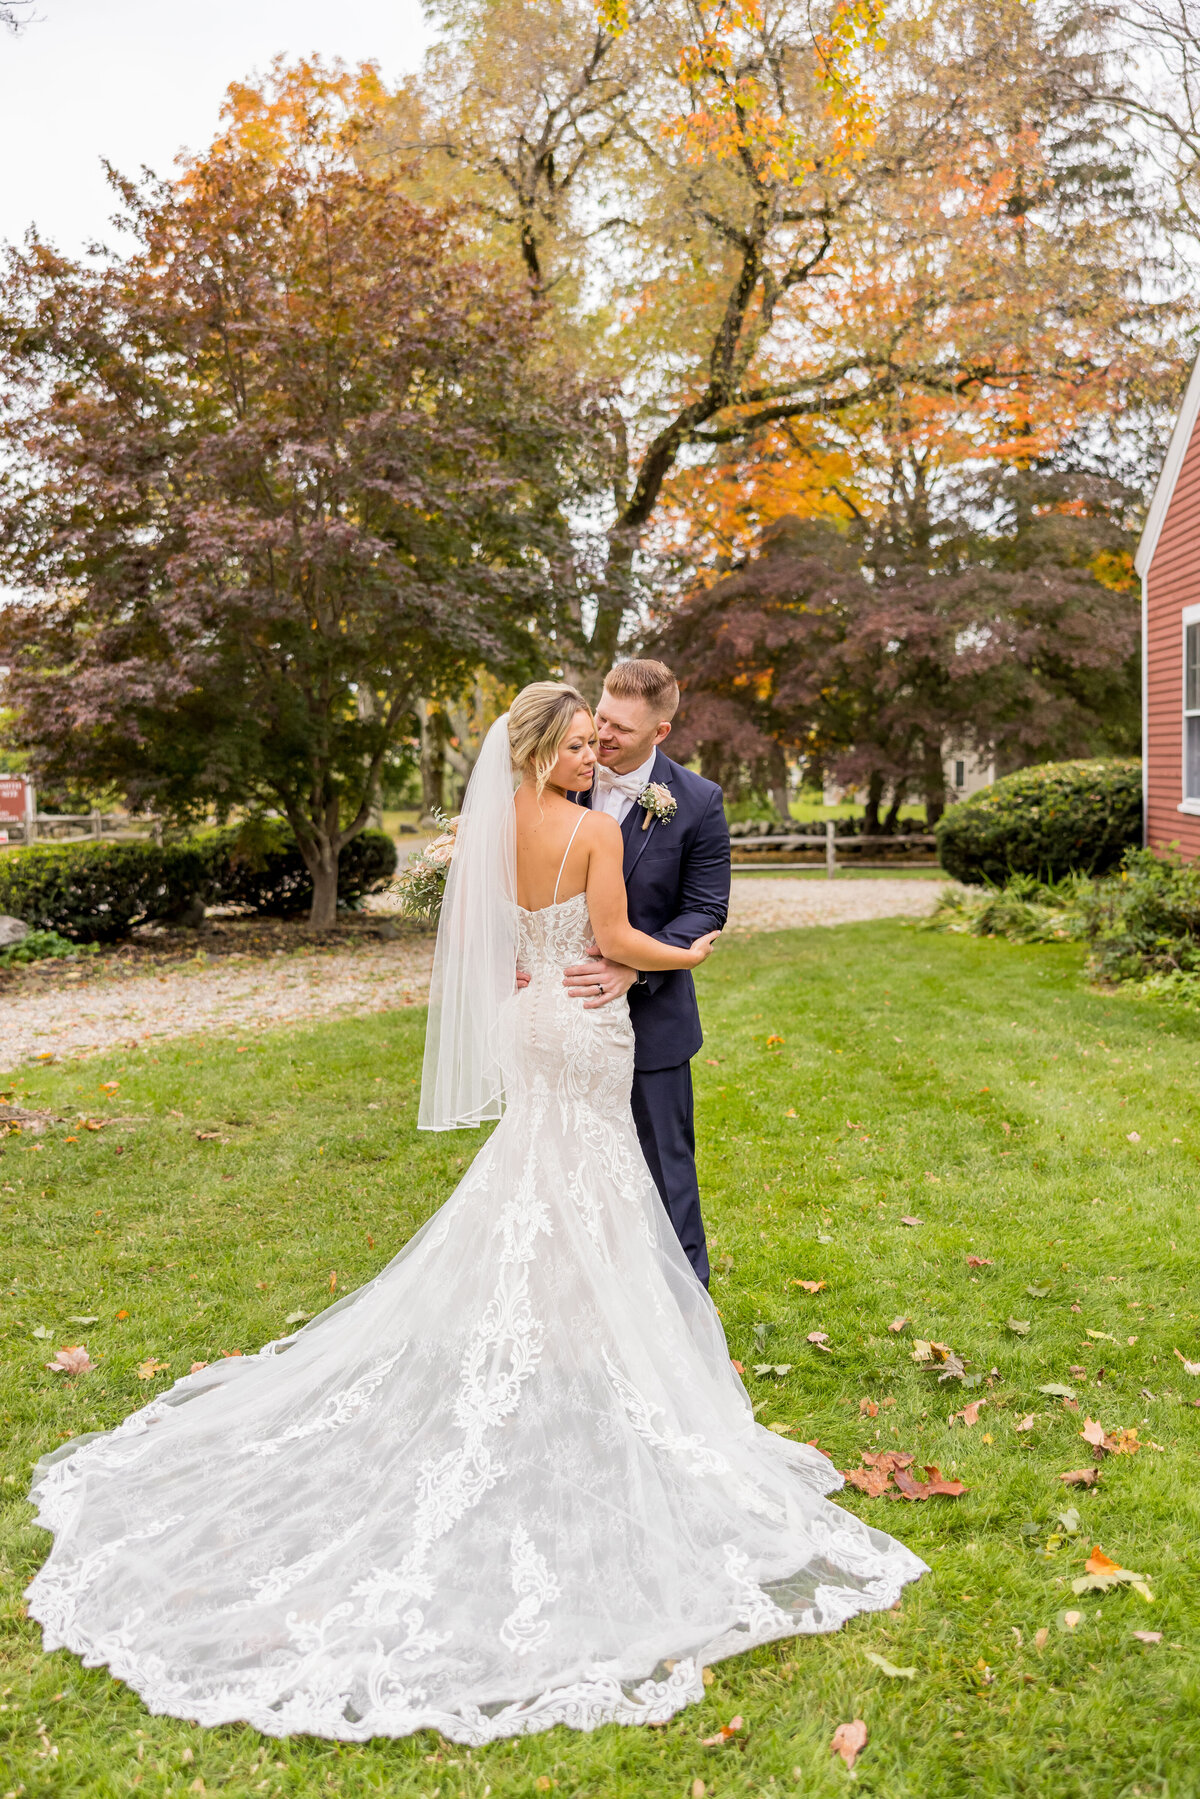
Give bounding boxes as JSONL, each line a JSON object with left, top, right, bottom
{"left": 604, "top": 659, "right": 680, "bottom": 722}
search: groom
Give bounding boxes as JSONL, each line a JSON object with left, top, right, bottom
{"left": 565, "top": 659, "right": 730, "bottom": 1287}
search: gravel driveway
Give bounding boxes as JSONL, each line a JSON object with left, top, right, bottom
{"left": 0, "top": 939, "right": 435, "bottom": 1071}
{"left": 1, "top": 876, "right": 947, "bottom": 1070}
{"left": 726, "top": 875, "right": 948, "bottom": 933}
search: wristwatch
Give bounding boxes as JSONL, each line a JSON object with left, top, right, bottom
{"left": 634, "top": 970, "right": 648, "bottom": 987}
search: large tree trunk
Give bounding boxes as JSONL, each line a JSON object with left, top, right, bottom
{"left": 578, "top": 527, "right": 636, "bottom": 700}
{"left": 417, "top": 700, "right": 446, "bottom": 822}
{"left": 699, "top": 743, "right": 725, "bottom": 787}
{"left": 309, "top": 848, "right": 340, "bottom": 932}
{"left": 922, "top": 741, "right": 947, "bottom": 828}
{"left": 863, "top": 770, "right": 885, "bottom": 834}
{"left": 443, "top": 682, "right": 486, "bottom": 810}
{"left": 356, "top": 687, "right": 385, "bottom": 830}
{"left": 767, "top": 745, "right": 791, "bottom": 822}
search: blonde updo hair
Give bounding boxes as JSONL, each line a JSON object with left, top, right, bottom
{"left": 508, "top": 681, "right": 592, "bottom": 799}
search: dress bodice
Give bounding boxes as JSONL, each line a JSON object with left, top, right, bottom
{"left": 515, "top": 891, "right": 595, "bottom": 974}
{"left": 505, "top": 891, "right": 635, "bottom": 1116}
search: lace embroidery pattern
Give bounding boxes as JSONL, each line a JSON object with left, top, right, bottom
{"left": 242, "top": 1349, "right": 408, "bottom": 1458}
{"left": 603, "top": 1349, "right": 732, "bottom": 1479}
{"left": 499, "top": 1527, "right": 561, "bottom": 1655}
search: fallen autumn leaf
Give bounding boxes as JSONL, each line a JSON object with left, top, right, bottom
{"left": 831, "top": 1720, "right": 868, "bottom": 1771}
{"left": 1071, "top": 1545, "right": 1154, "bottom": 1602}
{"left": 893, "top": 1463, "right": 968, "bottom": 1500}
{"left": 700, "top": 1715, "right": 744, "bottom": 1747}
{"left": 843, "top": 1466, "right": 893, "bottom": 1496}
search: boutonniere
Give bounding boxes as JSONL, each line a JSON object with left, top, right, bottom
{"left": 638, "top": 781, "right": 677, "bottom": 831}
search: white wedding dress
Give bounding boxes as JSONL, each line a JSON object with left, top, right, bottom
{"left": 26, "top": 885, "right": 925, "bottom": 1742}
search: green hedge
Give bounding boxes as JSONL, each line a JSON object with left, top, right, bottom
{"left": 197, "top": 821, "right": 396, "bottom": 918}
{"left": 935, "top": 759, "right": 1142, "bottom": 886}
{"left": 0, "top": 825, "right": 397, "bottom": 943}
{"left": 0, "top": 840, "right": 209, "bottom": 943}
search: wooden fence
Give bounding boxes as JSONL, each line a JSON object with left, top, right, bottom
{"left": 0, "top": 813, "right": 164, "bottom": 849}
{"left": 0, "top": 810, "right": 935, "bottom": 873}
{"left": 730, "top": 821, "right": 938, "bottom": 875}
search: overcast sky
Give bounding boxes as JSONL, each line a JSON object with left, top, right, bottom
{"left": 1, "top": 0, "right": 431, "bottom": 256}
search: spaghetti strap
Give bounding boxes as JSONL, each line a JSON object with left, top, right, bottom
{"left": 553, "top": 809, "right": 588, "bottom": 904}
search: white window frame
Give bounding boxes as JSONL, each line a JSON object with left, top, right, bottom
{"left": 1180, "top": 602, "right": 1200, "bottom": 815}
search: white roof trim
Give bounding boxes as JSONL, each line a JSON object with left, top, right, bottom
{"left": 1136, "top": 349, "right": 1200, "bottom": 577}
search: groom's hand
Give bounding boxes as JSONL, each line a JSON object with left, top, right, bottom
{"left": 563, "top": 946, "right": 636, "bottom": 1009}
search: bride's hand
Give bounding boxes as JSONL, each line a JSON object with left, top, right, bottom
{"left": 685, "top": 930, "right": 721, "bottom": 967}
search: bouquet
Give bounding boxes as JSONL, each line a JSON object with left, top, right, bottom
{"left": 389, "top": 811, "right": 457, "bottom": 923}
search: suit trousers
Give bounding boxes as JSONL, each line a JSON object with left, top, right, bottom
{"left": 629, "top": 1061, "right": 709, "bottom": 1288}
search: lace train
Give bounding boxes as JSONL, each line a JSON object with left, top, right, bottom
{"left": 26, "top": 894, "right": 926, "bottom": 1742}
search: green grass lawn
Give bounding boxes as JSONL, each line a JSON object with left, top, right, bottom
{"left": 3, "top": 923, "right": 1200, "bottom": 1797}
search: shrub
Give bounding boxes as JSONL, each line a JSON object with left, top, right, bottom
{"left": 935, "top": 759, "right": 1141, "bottom": 885}
{"left": 0, "top": 825, "right": 397, "bottom": 941}
{"left": 923, "top": 873, "right": 1089, "bottom": 944}
{"left": 1079, "top": 847, "right": 1200, "bottom": 987}
{"left": 0, "top": 927, "right": 100, "bottom": 966}
{"left": 198, "top": 821, "right": 397, "bottom": 917}
{"left": 923, "top": 849, "right": 1200, "bottom": 1007}
{"left": 0, "top": 839, "right": 211, "bottom": 942}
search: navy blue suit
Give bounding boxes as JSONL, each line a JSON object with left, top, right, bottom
{"left": 574, "top": 748, "right": 730, "bottom": 1285}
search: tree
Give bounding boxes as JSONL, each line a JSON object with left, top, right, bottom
{"left": 662, "top": 463, "right": 1141, "bottom": 823}
{"left": 0, "top": 62, "right": 598, "bottom": 927}
{"left": 382, "top": 0, "right": 1177, "bottom": 685}
{"left": 1095, "top": 0, "right": 1200, "bottom": 238}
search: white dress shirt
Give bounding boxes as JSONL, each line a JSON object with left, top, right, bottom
{"left": 592, "top": 751, "right": 657, "bottom": 826}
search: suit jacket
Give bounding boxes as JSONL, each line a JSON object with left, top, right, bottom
{"left": 573, "top": 748, "right": 730, "bottom": 1071}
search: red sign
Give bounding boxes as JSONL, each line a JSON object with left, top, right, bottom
{"left": 0, "top": 777, "right": 29, "bottom": 823}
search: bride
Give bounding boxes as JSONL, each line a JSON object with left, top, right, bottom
{"left": 26, "top": 682, "right": 925, "bottom": 1744}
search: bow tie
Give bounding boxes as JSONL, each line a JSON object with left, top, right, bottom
{"left": 594, "top": 766, "right": 647, "bottom": 800}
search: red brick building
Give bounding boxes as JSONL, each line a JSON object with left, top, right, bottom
{"left": 1137, "top": 353, "right": 1200, "bottom": 856}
